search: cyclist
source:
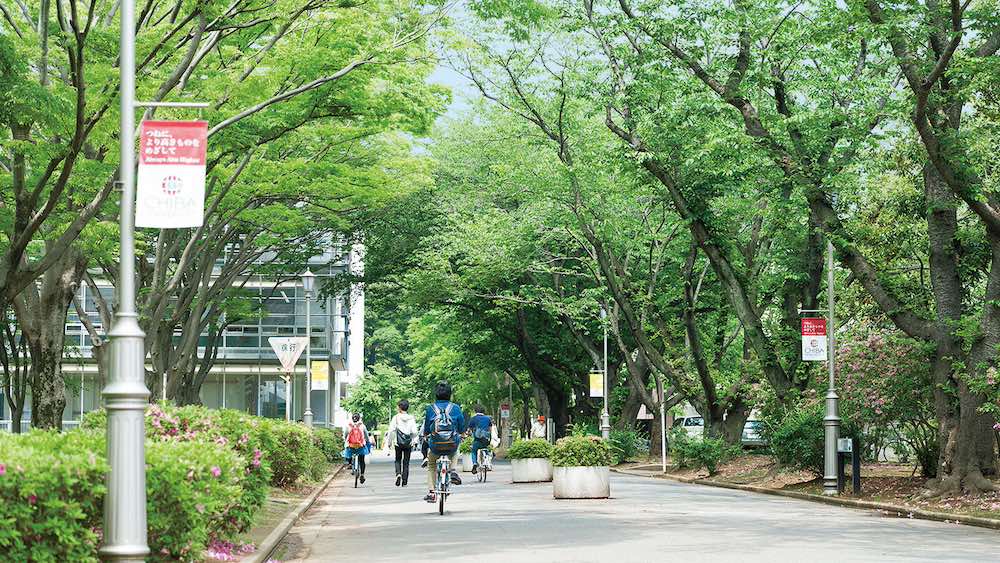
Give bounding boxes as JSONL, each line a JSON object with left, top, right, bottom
{"left": 344, "top": 413, "right": 373, "bottom": 484}
{"left": 387, "top": 399, "right": 419, "bottom": 487}
{"left": 422, "top": 381, "right": 465, "bottom": 503}
{"left": 467, "top": 404, "right": 498, "bottom": 473}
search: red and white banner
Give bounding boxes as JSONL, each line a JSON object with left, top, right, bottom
{"left": 801, "top": 318, "right": 827, "bottom": 361}
{"left": 136, "top": 120, "right": 207, "bottom": 228}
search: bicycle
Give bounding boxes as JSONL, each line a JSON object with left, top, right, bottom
{"left": 476, "top": 448, "right": 493, "bottom": 483}
{"left": 434, "top": 455, "right": 452, "bottom": 515}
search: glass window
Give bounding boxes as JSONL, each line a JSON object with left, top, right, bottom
{"left": 684, "top": 417, "right": 704, "bottom": 427}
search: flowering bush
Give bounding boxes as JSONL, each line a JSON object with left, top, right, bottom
{"left": 259, "top": 418, "right": 326, "bottom": 486}
{"left": 0, "top": 429, "right": 244, "bottom": 562}
{"left": 86, "top": 404, "right": 273, "bottom": 534}
{"left": 0, "top": 430, "right": 107, "bottom": 562}
{"left": 837, "top": 331, "right": 938, "bottom": 476}
{"left": 146, "top": 439, "right": 244, "bottom": 561}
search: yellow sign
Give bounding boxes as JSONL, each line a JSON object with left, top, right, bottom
{"left": 589, "top": 371, "right": 604, "bottom": 398}
{"left": 310, "top": 360, "right": 329, "bottom": 391}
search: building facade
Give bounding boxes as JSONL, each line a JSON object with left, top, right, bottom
{"left": 0, "top": 245, "right": 365, "bottom": 431}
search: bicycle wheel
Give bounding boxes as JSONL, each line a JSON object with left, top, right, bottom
{"left": 482, "top": 463, "right": 488, "bottom": 483}
{"left": 438, "top": 492, "right": 445, "bottom": 515}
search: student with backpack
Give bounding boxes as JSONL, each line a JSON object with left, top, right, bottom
{"left": 387, "top": 399, "right": 419, "bottom": 487}
{"left": 343, "top": 413, "right": 373, "bottom": 484}
{"left": 467, "top": 404, "right": 499, "bottom": 473}
{"left": 422, "top": 381, "right": 466, "bottom": 503}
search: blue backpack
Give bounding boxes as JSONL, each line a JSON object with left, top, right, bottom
{"left": 429, "top": 403, "right": 459, "bottom": 453}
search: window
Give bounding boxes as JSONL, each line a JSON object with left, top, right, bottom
{"left": 684, "top": 417, "right": 704, "bottom": 427}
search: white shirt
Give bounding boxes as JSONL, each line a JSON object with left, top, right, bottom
{"left": 387, "top": 412, "right": 419, "bottom": 447}
{"left": 530, "top": 420, "right": 546, "bottom": 439}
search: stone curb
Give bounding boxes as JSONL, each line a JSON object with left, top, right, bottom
{"left": 246, "top": 464, "right": 346, "bottom": 563}
{"left": 611, "top": 467, "right": 1000, "bottom": 532}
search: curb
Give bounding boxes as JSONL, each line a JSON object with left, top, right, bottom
{"left": 611, "top": 467, "right": 1000, "bottom": 532}
{"left": 246, "top": 465, "right": 345, "bottom": 563}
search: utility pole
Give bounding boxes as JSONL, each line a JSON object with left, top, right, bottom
{"left": 100, "top": 0, "right": 150, "bottom": 557}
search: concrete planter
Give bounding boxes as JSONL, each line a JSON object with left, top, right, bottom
{"left": 460, "top": 453, "right": 474, "bottom": 473}
{"left": 511, "top": 458, "right": 553, "bottom": 483}
{"left": 552, "top": 466, "right": 610, "bottom": 499}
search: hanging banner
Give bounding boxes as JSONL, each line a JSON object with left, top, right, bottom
{"left": 801, "top": 318, "right": 828, "bottom": 361}
{"left": 268, "top": 337, "right": 308, "bottom": 373}
{"left": 310, "top": 360, "right": 329, "bottom": 391}
{"left": 136, "top": 120, "right": 207, "bottom": 228}
{"left": 589, "top": 371, "right": 604, "bottom": 398}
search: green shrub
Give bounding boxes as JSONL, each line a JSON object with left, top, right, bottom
{"left": 608, "top": 430, "right": 647, "bottom": 464}
{"left": 313, "top": 428, "right": 344, "bottom": 463}
{"left": 764, "top": 403, "right": 861, "bottom": 474}
{"left": 550, "top": 436, "right": 613, "bottom": 467}
{"left": 0, "top": 430, "right": 107, "bottom": 562}
{"left": 145, "top": 439, "right": 244, "bottom": 561}
{"left": 0, "top": 429, "right": 244, "bottom": 562}
{"left": 507, "top": 438, "right": 553, "bottom": 459}
{"left": 459, "top": 435, "right": 473, "bottom": 454}
{"left": 566, "top": 420, "right": 599, "bottom": 437}
{"left": 669, "top": 430, "right": 736, "bottom": 475}
{"left": 86, "top": 404, "right": 273, "bottom": 533}
{"left": 260, "top": 418, "right": 320, "bottom": 486}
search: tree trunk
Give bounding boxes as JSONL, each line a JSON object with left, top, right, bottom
{"left": 16, "top": 248, "right": 86, "bottom": 430}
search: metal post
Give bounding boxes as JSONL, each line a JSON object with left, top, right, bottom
{"left": 823, "top": 238, "right": 841, "bottom": 496}
{"left": 600, "top": 307, "right": 610, "bottom": 440}
{"left": 100, "top": 0, "right": 150, "bottom": 555}
{"left": 657, "top": 376, "right": 667, "bottom": 473}
{"left": 303, "top": 287, "right": 313, "bottom": 427}
{"left": 326, "top": 295, "right": 333, "bottom": 429}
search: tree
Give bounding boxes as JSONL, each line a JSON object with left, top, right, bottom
{"left": 342, "top": 363, "right": 416, "bottom": 428}
{"left": 2, "top": 0, "right": 448, "bottom": 423}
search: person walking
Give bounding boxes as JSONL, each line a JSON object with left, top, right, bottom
{"left": 530, "top": 415, "right": 547, "bottom": 440}
{"left": 343, "top": 413, "right": 373, "bottom": 484}
{"left": 387, "top": 399, "right": 419, "bottom": 487}
{"left": 422, "top": 381, "right": 465, "bottom": 503}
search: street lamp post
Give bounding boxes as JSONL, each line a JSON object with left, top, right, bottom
{"left": 823, "top": 240, "right": 841, "bottom": 495}
{"left": 600, "top": 306, "right": 610, "bottom": 440}
{"left": 302, "top": 270, "right": 315, "bottom": 427}
{"left": 100, "top": 0, "right": 150, "bottom": 557}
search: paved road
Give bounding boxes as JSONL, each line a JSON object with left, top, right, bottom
{"left": 276, "top": 454, "right": 999, "bottom": 563}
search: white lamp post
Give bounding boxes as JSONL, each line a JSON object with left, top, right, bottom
{"left": 302, "top": 269, "right": 315, "bottom": 427}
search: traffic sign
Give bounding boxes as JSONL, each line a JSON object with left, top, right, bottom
{"left": 500, "top": 403, "right": 511, "bottom": 419}
{"left": 269, "top": 337, "right": 308, "bottom": 372}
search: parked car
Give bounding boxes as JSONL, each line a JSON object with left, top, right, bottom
{"left": 672, "top": 416, "right": 704, "bottom": 438}
{"left": 741, "top": 420, "right": 766, "bottom": 448}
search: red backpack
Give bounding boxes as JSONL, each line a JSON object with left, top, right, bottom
{"left": 347, "top": 423, "right": 365, "bottom": 448}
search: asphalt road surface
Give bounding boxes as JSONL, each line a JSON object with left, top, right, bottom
{"left": 275, "top": 453, "right": 999, "bottom": 563}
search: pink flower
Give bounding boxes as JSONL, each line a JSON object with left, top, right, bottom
{"left": 210, "top": 466, "right": 222, "bottom": 478}
{"left": 0, "top": 463, "right": 6, "bottom": 476}
{"left": 994, "top": 423, "right": 1000, "bottom": 432}
{"left": 27, "top": 494, "right": 37, "bottom": 505}
{"left": 187, "top": 470, "right": 195, "bottom": 480}
{"left": 195, "top": 503, "right": 205, "bottom": 514}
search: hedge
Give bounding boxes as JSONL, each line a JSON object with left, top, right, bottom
{"left": 0, "top": 404, "right": 336, "bottom": 561}
{"left": 0, "top": 430, "right": 244, "bottom": 562}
